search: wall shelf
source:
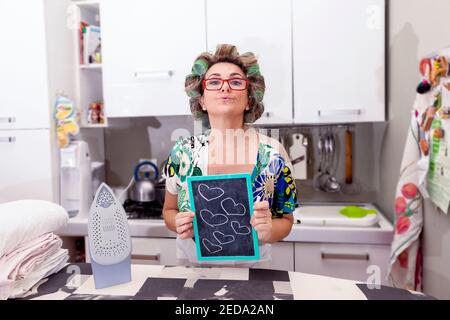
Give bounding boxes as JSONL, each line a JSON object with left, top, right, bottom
{"left": 73, "top": 1, "right": 107, "bottom": 128}
{"left": 80, "top": 63, "right": 102, "bottom": 70}
{"left": 80, "top": 122, "right": 108, "bottom": 128}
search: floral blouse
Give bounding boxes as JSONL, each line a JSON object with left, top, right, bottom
{"left": 163, "top": 131, "right": 298, "bottom": 218}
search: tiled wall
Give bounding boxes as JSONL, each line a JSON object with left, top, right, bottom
{"left": 103, "top": 117, "right": 381, "bottom": 206}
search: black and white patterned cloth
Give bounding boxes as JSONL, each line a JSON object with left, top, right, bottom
{"left": 14, "top": 263, "right": 435, "bottom": 300}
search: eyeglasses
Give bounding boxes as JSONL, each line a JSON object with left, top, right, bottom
{"left": 202, "top": 77, "right": 249, "bottom": 91}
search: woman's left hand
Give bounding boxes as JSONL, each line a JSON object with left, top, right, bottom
{"left": 251, "top": 200, "right": 272, "bottom": 244}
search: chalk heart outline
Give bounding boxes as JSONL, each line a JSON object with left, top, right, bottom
{"left": 202, "top": 238, "right": 222, "bottom": 254}
{"left": 231, "top": 221, "right": 251, "bottom": 235}
{"left": 213, "top": 231, "right": 235, "bottom": 245}
{"left": 199, "top": 209, "right": 228, "bottom": 227}
{"left": 220, "top": 197, "right": 246, "bottom": 216}
{"left": 198, "top": 184, "right": 225, "bottom": 202}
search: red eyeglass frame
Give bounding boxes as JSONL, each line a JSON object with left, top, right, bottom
{"left": 202, "top": 77, "right": 249, "bottom": 91}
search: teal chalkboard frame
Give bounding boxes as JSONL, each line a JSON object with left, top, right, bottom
{"left": 187, "top": 173, "right": 260, "bottom": 261}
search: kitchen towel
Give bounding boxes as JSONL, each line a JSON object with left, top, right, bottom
{"left": 388, "top": 108, "right": 425, "bottom": 291}
{"left": 389, "top": 48, "right": 450, "bottom": 291}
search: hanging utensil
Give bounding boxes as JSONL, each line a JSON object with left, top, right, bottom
{"left": 345, "top": 127, "right": 353, "bottom": 184}
{"left": 314, "top": 131, "right": 325, "bottom": 190}
{"left": 318, "top": 130, "right": 332, "bottom": 191}
{"left": 324, "top": 130, "right": 341, "bottom": 192}
{"left": 320, "top": 131, "right": 330, "bottom": 189}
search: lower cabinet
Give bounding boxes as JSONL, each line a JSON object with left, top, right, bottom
{"left": 294, "top": 243, "right": 391, "bottom": 285}
{"left": 84, "top": 237, "right": 178, "bottom": 266}
{"left": 257, "top": 242, "right": 295, "bottom": 272}
{"left": 84, "top": 235, "right": 390, "bottom": 284}
{"left": 130, "top": 237, "right": 178, "bottom": 266}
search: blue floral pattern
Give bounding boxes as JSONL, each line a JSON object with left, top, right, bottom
{"left": 163, "top": 133, "right": 298, "bottom": 217}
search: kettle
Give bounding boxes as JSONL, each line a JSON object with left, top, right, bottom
{"left": 128, "top": 161, "right": 159, "bottom": 202}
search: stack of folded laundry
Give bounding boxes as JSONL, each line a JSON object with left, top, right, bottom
{"left": 0, "top": 200, "right": 69, "bottom": 299}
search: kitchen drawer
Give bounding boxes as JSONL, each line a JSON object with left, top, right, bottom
{"left": 84, "top": 237, "right": 177, "bottom": 266}
{"left": 130, "top": 237, "right": 177, "bottom": 266}
{"left": 294, "top": 243, "right": 390, "bottom": 285}
{"left": 257, "top": 242, "right": 295, "bottom": 272}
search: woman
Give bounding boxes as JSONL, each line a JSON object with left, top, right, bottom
{"left": 162, "top": 44, "right": 298, "bottom": 266}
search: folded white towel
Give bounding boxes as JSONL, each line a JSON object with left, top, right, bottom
{"left": 0, "top": 233, "right": 68, "bottom": 300}
{"left": 9, "top": 249, "right": 68, "bottom": 299}
{"left": 0, "top": 200, "right": 68, "bottom": 257}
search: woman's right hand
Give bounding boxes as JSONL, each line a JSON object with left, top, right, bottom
{"left": 175, "top": 211, "right": 195, "bottom": 239}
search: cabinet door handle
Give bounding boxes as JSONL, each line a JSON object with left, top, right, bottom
{"left": 131, "top": 253, "right": 160, "bottom": 261}
{"left": 321, "top": 252, "right": 369, "bottom": 261}
{"left": 0, "top": 136, "right": 16, "bottom": 143}
{"left": 318, "top": 109, "right": 362, "bottom": 117}
{"left": 134, "top": 70, "right": 173, "bottom": 80}
{"left": 0, "top": 117, "right": 16, "bottom": 123}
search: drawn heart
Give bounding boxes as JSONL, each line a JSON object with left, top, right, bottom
{"left": 213, "top": 231, "right": 235, "bottom": 245}
{"left": 202, "top": 238, "right": 222, "bottom": 254}
{"left": 199, "top": 209, "right": 228, "bottom": 227}
{"left": 198, "top": 184, "right": 225, "bottom": 201}
{"left": 221, "top": 197, "right": 246, "bottom": 216}
{"left": 231, "top": 221, "right": 251, "bottom": 235}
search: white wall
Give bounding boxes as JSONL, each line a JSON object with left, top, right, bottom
{"left": 376, "top": 0, "right": 450, "bottom": 299}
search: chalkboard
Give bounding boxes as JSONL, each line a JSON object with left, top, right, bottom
{"left": 187, "top": 173, "right": 259, "bottom": 261}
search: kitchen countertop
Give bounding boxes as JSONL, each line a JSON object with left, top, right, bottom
{"left": 56, "top": 204, "right": 394, "bottom": 245}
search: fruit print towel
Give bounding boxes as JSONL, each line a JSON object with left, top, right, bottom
{"left": 389, "top": 49, "right": 450, "bottom": 291}
{"left": 389, "top": 108, "right": 425, "bottom": 291}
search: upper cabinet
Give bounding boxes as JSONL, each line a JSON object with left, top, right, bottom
{"left": 293, "top": 0, "right": 385, "bottom": 124}
{"left": 97, "top": 0, "right": 385, "bottom": 123}
{"left": 100, "top": 0, "right": 206, "bottom": 118}
{"left": 0, "top": 0, "right": 51, "bottom": 130}
{"left": 206, "top": 0, "right": 293, "bottom": 124}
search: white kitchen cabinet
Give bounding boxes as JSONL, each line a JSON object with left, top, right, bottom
{"left": 0, "top": 129, "right": 56, "bottom": 202}
{"left": 294, "top": 242, "right": 390, "bottom": 285}
{"left": 0, "top": 0, "right": 51, "bottom": 130}
{"left": 0, "top": 0, "right": 74, "bottom": 204}
{"left": 258, "top": 242, "right": 295, "bottom": 271}
{"left": 84, "top": 236, "right": 178, "bottom": 266}
{"left": 293, "top": 0, "right": 385, "bottom": 124}
{"left": 100, "top": 0, "right": 206, "bottom": 117}
{"left": 130, "top": 237, "right": 178, "bottom": 266}
{"left": 206, "top": 0, "right": 293, "bottom": 124}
